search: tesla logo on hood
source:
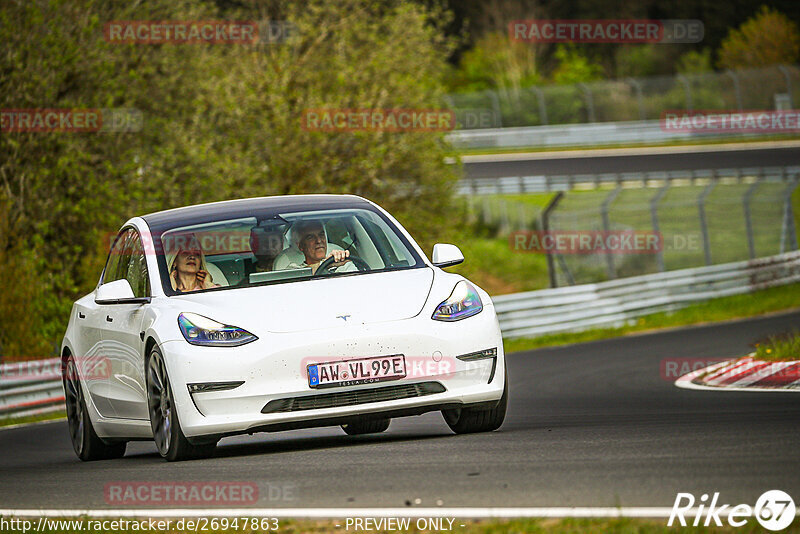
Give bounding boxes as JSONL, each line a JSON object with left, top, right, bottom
{"left": 336, "top": 315, "right": 351, "bottom": 322}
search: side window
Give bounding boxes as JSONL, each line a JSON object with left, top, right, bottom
{"left": 102, "top": 229, "right": 132, "bottom": 284}
{"left": 124, "top": 231, "right": 150, "bottom": 298}
{"left": 325, "top": 218, "right": 349, "bottom": 248}
{"left": 101, "top": 228, "right": 149, "bottom": 297}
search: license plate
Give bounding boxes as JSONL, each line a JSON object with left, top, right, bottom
{"left": 307, "top": 355, "right": 406, "bottom": 389}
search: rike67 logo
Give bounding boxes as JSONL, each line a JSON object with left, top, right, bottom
{"left": 669, "top": 490, "right": 796, "bottom": 531}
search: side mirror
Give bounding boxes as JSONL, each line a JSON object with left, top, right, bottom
{"left": 95, "top": 279, "right": 149, "bottom": 305}
{"left": 432, "top": 243, "right": 464, "bottom": 268}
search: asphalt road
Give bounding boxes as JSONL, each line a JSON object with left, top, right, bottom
{"left": 2, "top": 311, "right": 800, "bottom": 509}
{"left": 463, "top": 145, "right": 800, "bottom": 179}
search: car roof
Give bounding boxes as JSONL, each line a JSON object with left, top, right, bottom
{"left": 141, "top": 194, "right": 373, "bottom": 234}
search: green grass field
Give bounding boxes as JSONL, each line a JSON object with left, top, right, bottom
{"left": 454, "top": 181, "right": 800, "bottom": 295}
{"left": 450, "top": 135, "right": 800, "bottom": 157}
{"left": 0, "top": 410, "right": 65, "bottom": 427}
{"left": 754, "top": 330, "right": 800, "bottom": 362}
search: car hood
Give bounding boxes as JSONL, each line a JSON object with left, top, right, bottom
{"left": 168, "top": 267, "right": 435, "bottom": 333}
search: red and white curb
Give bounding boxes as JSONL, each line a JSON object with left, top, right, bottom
{"left": 676, "top": 354, "right": 800, "bottom": 392}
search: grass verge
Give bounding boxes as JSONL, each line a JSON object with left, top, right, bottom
{"left": 754, "top": 330, "right": 800, "bottom": 362}
{"left": 0, "top": 517, "right": 796, "bottom": 533}
{"left": 450, "top": 134, "right": 800, "bottom": 157}
{"left": 0, "top": 410, "right": 65, "bottom": 428}
{"left": 452, "top": 236, "right": 550, "bottom": 295}
{"left": 503, "top": 282, "right": 800, "bottom": 354}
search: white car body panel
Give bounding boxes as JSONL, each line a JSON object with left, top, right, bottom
{"left": 61, "top": 195, "right": 505, "bottom": 443}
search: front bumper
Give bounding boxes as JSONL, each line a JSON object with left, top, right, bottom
{"left": 160, "top": 307, "right": 505, "bottom": 438}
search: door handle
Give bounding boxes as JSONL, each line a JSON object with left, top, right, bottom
{"left": 106, "top": 315, "right": 113, "bottom": 323}
{"left": 78, "top": 312, "right": 86, "bottom": 319}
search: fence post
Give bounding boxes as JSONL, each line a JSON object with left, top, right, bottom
{"left": 578, "top": 83, "right": 596, "bottom": 122}
{"left": 743, "top": 179, "right": 761, "bottom": 259}
{"left": 556, "top": 255, "right": 576, "bottom": 287}
{"left": 626, "top": 78, "right": 645, "bottom": 120}
{"left": 485, "top": 90, "right": 503, "bottom": 128}
{"left": 531, "top": 86, "right": 548, "bottom": 125}
{"left": 677, "top": 74, "right": 693, "bottom": 112}
{"left": 698, "top": 181, "right": 716, "bottom": 265}
{"left": 518, "top": 204, "right": 527, "bottom": 230}
{"left": 500, "top": 200, "right": 511, "bottom": 234}
{"left": 650, "top": 184, "right": 670, "bottom": 272}
{"left": 777, "top": 65, "right": 794, "bottom": 108}
{"left": 780, "top": 179, "right": 799, "bottom": 253}
{"left": 482, "top": 197, "right": 491, "bottom": 225}
{"left": 541, "top": 192, "right": 565, "bottom": 288}
{"left": 725, "top": 70, "right": 743, "bottom": 111}
{"left": 601, "top": 186, "right": 622, "bottom": 279}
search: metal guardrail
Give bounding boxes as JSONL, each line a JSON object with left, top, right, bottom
{"left": 446, "top": 119, "right": 766, "bottom": 150}
{"left": 2, "top": 250, "right": 800, "bottom": 415}
{"left": 0, "top": 358, "right": 64, "bottom": 419}
{"left": 457, "top": 166, "right": 800, "bottom": 195}
{"left": 493, "top": 250, "right": 800, "bottom": 339}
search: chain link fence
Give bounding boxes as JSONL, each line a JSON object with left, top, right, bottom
{"left": 464, "top": 168, "right": 800, "bottom": 287}
{"left": 446, "top": 65, "right": 800, "bottom": 129}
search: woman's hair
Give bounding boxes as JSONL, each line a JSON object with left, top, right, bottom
{"left": 164, "top": 233, "right": 215, "bottom": 291}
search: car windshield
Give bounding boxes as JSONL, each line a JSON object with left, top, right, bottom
{"left": 156, "top": 207, "right": 424, "bottom": 295}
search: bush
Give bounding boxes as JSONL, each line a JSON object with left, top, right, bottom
{"left": 718, "top": 6, "right": 800, "bottom": 69}
{"left": 0, "top": 0, "right": 461, "bottom": 361}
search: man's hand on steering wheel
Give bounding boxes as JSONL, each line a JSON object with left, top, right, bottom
{"left": 314, "top": 251, "right": 370, "bottom": 275}
{"left": 327, "top": 249, "right": 350, "bottom": 267}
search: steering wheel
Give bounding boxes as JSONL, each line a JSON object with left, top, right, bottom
{"left": 314, "top": 254, "right": 370, "bottom": 276}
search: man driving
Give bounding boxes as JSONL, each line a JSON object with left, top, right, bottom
{"left": 287, "top": 219, "right": 355, "bottom": 274}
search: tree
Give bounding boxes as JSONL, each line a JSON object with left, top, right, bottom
{"left": 551, "top": 46, "right": 604, "bottom": 85}
{"left": 448, "top": 32, "right": 541, "bottom": 92}
{"left": 0, "top": 0, "right": 460, "bottom": 360}
{"left": 718, "top": 6, "right": 800, "bottom": 69}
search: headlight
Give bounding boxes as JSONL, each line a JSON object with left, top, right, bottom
{"left": 177, "top": 312, "right": 257, "bottom": 347}
{"left": 432, "top": 281, "right": 483, "bottom": 321}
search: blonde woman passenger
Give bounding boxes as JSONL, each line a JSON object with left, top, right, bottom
{"left": 165, "top": 234, "right": 220, "bottom": 292}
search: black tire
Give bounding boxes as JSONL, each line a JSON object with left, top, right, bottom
{"left": 442, "top": 367, "right": 508, "bottom": 434}
{"left": 146, "top": 346, "right": 217, "bottom": 461}
{"left": 341, "top": 418, "right": 391, "bottom": 435}
{"left": 63, "top": 355, "right": 127, "bottom": 461}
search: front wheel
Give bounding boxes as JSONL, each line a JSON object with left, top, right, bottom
{"left": 146, "top": 346, "right": 217, "bottom": 461}
{"left": 442, "top": 368, "right": 508, "bottom": 434}
{"left": 63, "top": 355, "right": 126, "bottom": 461}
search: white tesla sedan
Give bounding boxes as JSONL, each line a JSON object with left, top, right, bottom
{"left": 61, "top": 195, "right": 506, "bottom": 461}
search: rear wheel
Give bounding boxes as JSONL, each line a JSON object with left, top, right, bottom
{"left": 442, "top": 367, "right": 508, "bottom": 434}
{"left": 146, "top": 346, "right": 217, "bottom": 461}
{"left": 63, "top": 355, "right": 126, "bottom": 461}
{"left": 341, "top": 418, "right": 391, "bottom": 435}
